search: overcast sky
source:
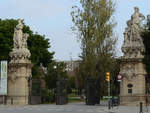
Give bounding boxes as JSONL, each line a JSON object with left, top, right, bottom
{"left": 0, "top": 0, "right": 150, "bottom": 60}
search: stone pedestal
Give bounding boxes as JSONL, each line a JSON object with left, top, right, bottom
{"left": 7, "top": 63, "right": 32, "bottom": 105}
{"left": 120, "top": 59, "right": 147, "bottom": 105}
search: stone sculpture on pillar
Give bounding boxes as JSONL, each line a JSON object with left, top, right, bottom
{"left": 122, "top": 7, "right": 145, "bottom": 59}
{"left": 119, "top": 7, "right": 148, "bottom": 105}
{"left": 7, "top": 19, "right": 32, "bottom": 105}
{"left": 9, "top": 19, "right": 31, "bottom": 63}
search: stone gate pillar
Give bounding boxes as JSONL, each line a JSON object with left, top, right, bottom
{"left": 120, "top": 7, "right": 147, "bottom": 105}
{"left": 7, "top": 19, "right": 32, "bottom": 105}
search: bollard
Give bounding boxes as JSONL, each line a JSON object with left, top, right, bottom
{"left": 2, "top": 96, "right": 5, "bottom": 105}
{"left": 139, "top": 102, "right": 143, "bottom": 113}
{"left": 108, "top": 100, "right": 111, "bottom": 109}
{"left": 11, "top": 97, "right": 13, "bottom": 105}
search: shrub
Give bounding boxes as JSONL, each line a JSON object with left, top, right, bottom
{"left": 41, "top": 88, "right": 55, "bottom": 103}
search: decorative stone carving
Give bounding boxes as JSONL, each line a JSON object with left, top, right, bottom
{"left": 13, "top": 19, "right": 23, "bottom": 49}
{"left": 120, "top": 7, "right": 148, "bottom": 106}
{"left": 122, "top": 7, "right": 145, "bottom": 59}
{"left": 8, "top": 66, "right": 17, "bottom": 83}
{"left": 9, "top": 19, "right": 31, "bottom": 63}
{"left": 40, "top": 63, "right": 47, "bottom": 74}
{"left": 121, "top": 63, "right": 136, "bottom": 81}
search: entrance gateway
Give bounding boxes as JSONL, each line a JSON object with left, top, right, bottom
{"left": 120, "top": 7, "right": 149, "bottom": 105}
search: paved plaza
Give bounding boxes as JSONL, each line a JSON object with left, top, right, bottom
{"left": 0, "top": 102, "right": 149, "bottom": 113}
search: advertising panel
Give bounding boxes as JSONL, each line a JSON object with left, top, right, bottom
{"left": 0, "top": 61, "right": 7, "bottom": 95}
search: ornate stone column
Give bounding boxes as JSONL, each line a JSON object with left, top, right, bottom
{"left": 120, "top": 7, "right": 148, "bottom": 105}
{"left": 7, "top": 19, "right": 32, "bottom": 105}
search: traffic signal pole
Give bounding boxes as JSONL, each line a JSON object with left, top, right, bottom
{"left": 108, "top": 80, "right": 111, "bottom": 109}
{"left": 106, "top": 72, "right": 111, "bottom": 109}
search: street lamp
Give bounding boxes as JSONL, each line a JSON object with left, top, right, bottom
{"left": 54, "top": 65, "right": 57, "bottom": 69}
{"left": 54, "top": 65, "right": 59, "bottom": 80}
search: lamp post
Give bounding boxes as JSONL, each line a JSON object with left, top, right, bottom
{"left": 54, "top": 65, "right": 59, "bottom": 79}
{"left": 117, "top": 74, "right": 122, "bottom": 105}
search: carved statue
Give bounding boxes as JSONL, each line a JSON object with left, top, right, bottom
{"left": 131, "top": 7, "right": 145, "bottom": 29}
{"left": 22, "top": 33, "right": 29, "bottom": 48}
{"left": 119, "top": 8, "right": 147, "bottom": 105}
{"left": 123, "top": 20, "right": 131, "bottom": 47}
{"left": 122, "top": 7, "right": 145, "bottom": 59}
{"left": 131, "top": 7, "right": 145, "bottom": 42}
{"left": 9, "top": 19, "right": 31, "bottom": 63}
{"left": 13, "top": 19, "right": 23, "bottom": 49}
{"left": 40, "top": 63, "right": 47, "bottom": 74}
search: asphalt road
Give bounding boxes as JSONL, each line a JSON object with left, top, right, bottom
{"left": 0, "top": 102, "right": 149, "bottom": 113}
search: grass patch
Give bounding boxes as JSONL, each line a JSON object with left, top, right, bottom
{"left": 68, "top": 93, "right": 85, "bottom": 103}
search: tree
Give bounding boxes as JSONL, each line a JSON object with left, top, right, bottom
{"left": 71, "top": 0, "right": 117, "bottom": 95}
{"left": 45, "top": 61, "right": 68, "bottom": 89}
{"left": 0, "top": 19, "right": 54, "bottom": 78}
{"left": 142, "top": 16, "right": 150, "bottom": 78}
{"left": 68, "top": 76, "right": 76, "bottom": 89}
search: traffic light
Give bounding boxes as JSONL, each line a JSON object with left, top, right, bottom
{"left": 105, "top": 72, "right": 110, "bottom": 82}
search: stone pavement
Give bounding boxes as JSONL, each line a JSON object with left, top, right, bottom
{"left": 0, "top": 102, "right": 149, "bottom": 113}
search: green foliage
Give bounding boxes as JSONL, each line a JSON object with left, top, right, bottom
{"left": 0, "top": 19, "right": 54, "bottom": 78}
{"left": 71, "top": 0, "right": 117, "bottom": 95}
{"left": 28, "top": 34, "right": 54, "bottom": 67}
{"left": 41, "top": 88, "right": 55, "bottom": 103}
{"left": 67, "top": 76, "right": 76, "bottom": 94}
{"left": 45, "top": 61, "right": 68, "bottom": 89}
{"left": 68, "top": 76, "right": 76, "bottom": 89}
{"left": 68, "top": 95, "right": 83, "bottom": 103}
{"left": 142, "top": 16, "right": 150, "bottom": 76}
{"left": 67, "top": 86, "right": 72, "bottom": 94}
{"left": 0, "top": 19, "right": 17, "bottom": 60}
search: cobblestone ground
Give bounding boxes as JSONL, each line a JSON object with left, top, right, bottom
{"left": 0, "top": 102, "right": 149, "bottom": 113}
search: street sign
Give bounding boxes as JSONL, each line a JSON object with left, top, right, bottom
{"left": 0, "top": 61, "right": 8, "bottom": 95}
{"left": 117, "top": 74, "right": 122, "bottom": 82}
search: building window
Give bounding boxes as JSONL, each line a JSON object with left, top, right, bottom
{"left": 128, "top": 89, "right": 132, "bottom": 94}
